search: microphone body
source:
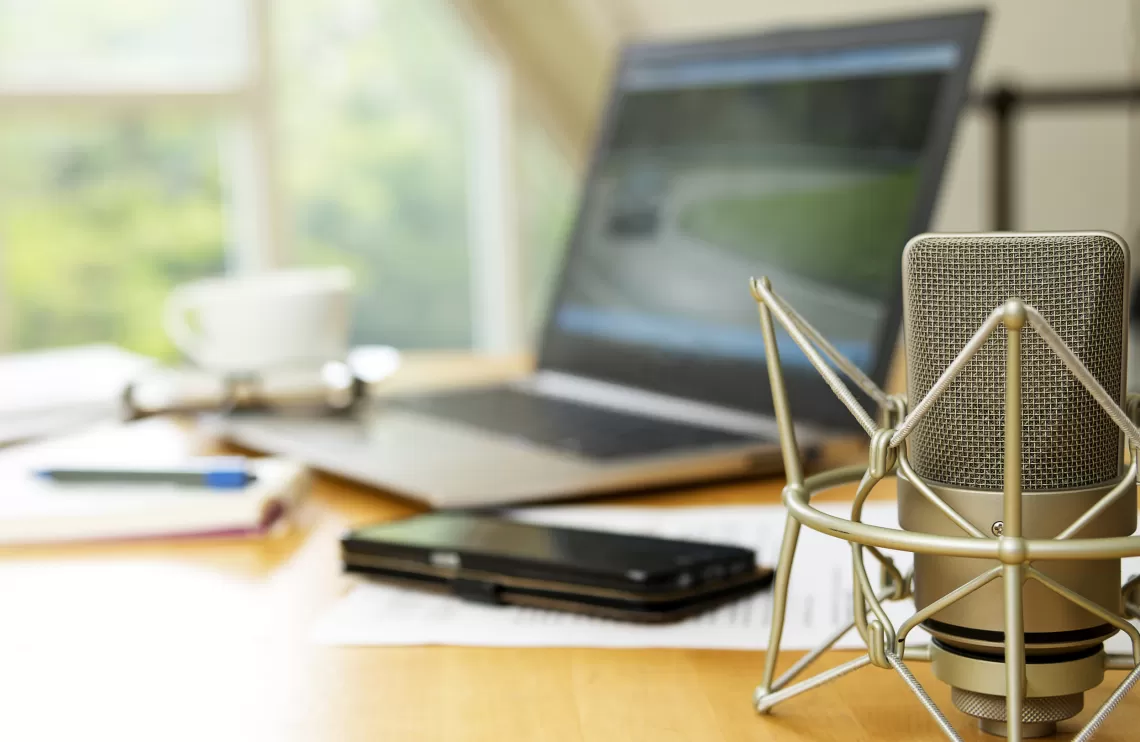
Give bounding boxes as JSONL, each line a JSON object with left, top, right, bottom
{"left": 898, "top": 232, "right": 1134, "bottom": 736}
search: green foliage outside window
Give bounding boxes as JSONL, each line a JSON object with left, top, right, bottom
{"left": 0, "top": 116, "right": 227, "bottom": 359}
{"left": 0, "top": 0, "right": 574, "bottom": 358}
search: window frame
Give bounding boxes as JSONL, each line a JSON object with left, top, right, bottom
{"left": 0, "top": 0, "right": 284, "bottom": 279}
{"left": 0, "top": 0, "right": 525, "bottom": 353}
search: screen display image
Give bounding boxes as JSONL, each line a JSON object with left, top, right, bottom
{"left": 554, "top": 43, "right": 960, "bottom": 372}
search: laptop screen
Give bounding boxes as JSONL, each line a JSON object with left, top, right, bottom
{"left": 538, "top": 13, "right": 985, "bottom": 431}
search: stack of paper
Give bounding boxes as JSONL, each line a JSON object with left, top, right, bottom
{"left": 0, "top": 345, "right": 153, "bottom": 445}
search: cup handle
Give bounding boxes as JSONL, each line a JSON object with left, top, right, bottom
{"left": 163, "top": 286, "right": 206, "bottom": 365}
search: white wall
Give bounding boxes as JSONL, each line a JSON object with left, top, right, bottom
{"left": 618, "top": 0, "right": 1138, "bottom": 243}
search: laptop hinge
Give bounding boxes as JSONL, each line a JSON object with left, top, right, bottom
{"left": 517, "top": 371, "right": 825, "bottom": 442}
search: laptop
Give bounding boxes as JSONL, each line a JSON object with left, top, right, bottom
{"left": 217, "top": 11, "right": 986, "bottom": 507}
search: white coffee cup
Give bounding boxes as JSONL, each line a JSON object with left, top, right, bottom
{"left": 163, "top": 267, "right": 353, "bottom": 373}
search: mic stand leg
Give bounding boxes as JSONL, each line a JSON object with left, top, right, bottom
{"left": 755, "top": 466, "right": 912, "bottom": 710}
{"left": 755, "top": 655, "right": 872, "bottom": 713}
{"left": 768, "top": 616, "right": 858, "bottom": 693}
{"left": 769, "top": 584, "right": 901, "bottom": 695}
{"left": 755, "top": 275, "right": 812, "bottom": 705}
{"left": 886, "top": 651, "right": 964, "bottom": 742}
{"left": 1075, "top": 663, "right": 1140, "bottom": 742}
{"left": 757, "top": 513, "right": 802, "bottom": 702}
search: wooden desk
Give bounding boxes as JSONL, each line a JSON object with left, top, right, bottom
{"left": 1, "top": 354, "right": 1136, "bottom": 741}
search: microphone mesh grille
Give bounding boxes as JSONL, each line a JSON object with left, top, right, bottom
{"left": 903, "top": 233, "right": 1126, "bottom": 490}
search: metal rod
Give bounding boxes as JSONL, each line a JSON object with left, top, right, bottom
{"left": 990, "top": 85, "right": 1015, "bottom": 230}
{"left": 1002, "top": 306, "right": 1026, "bottom": 742}
{"left": 770, "top": 619, "right": 857, "bottom": 692}
{"left": 972, "top": 82, "right": 1140, "bottom": 232}
{"left": 972, "top": 83, "right": 1140, "bottom": 109}
{"left": 766, "top": 289, "right": 891, "bottom": 409}
{"left": 886, "top": 652, "right": 964, "bottom": 741}
{"left": 851, "top": 540, "right": 897, "bottom": 660}
{"left": 759, "top": 474, "right": 870, "bottom": 697}
{"left": 783, "top": 483, "right": 999, "bottom": 558}
{"left": 849, "top": 464, "right": 883, "bottom": 524}
{"left": 1026, "top": 305, "right": 1140, "bottom": 449}
{"left": 896, "top": 567, "right": 1002, "bottom": 645}
{"left": 751, "top": 278, "right": 879, "bottom": 436}
{"left": 850, "top": 469, "right": 884, "bottom": 644}
{"left": 1072, "top": 663, "right": 1140, "bottom": 742}
{"left": 890, "top": 307, "right": 1003, "bottom": 447}
{"left": 1003, "top": 563, "right": 1026, "bottom": 742}
{"left": 897, "top": 448, "right": 987, "bottom": 538}
{"left": 757, "top": 470, "right": 904, "bottom": 700}
{"left": 784, "top": 477, "right": 1140, "bottom": 561}
{"left": 755, "top": 277, "right": 805, "bottom": 486}
{"left": 1056, "top": 459, "right": 1138, "bottom": 539}
{"left": 770, "top": 584, "right": 902, "bottom": 693}
{"left": 1027, "top": 567, "right": 1140, "bottom": 664}
{"left": 759, "top": 514, "right": 802, "bottom": 698}
{"left": 755, "top": 655, "right": 872, "bottom": 714}
{"left": 864, "top": 544, "right": 907, "bottom": 600}
{"left": 1004, "top": 309, "right": 1023, "bottom": 535}
{"left": 755, "top": 274, "right": 808, "bottom": 697}
{"left": 1026, "top": 535, "right": 1140, "bottom": 560}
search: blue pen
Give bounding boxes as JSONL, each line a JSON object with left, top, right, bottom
{"left": 36, "top": 457, "right": 256, "bottom": 489}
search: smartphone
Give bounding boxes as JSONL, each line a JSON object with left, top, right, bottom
{"left": 341, "top": 512, "right": 773, "bottom": 623}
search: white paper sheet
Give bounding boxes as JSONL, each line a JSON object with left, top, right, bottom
{"left": 314, "top": 502, "right": 1140, "bottom": 652}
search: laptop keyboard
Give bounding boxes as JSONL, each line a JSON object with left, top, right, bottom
{"left": 389, "top": 385, "right": 765, "bottom": 460}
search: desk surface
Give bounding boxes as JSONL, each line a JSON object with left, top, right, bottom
{"left": 2, "top": 353, "right": 1137, "bottom": 742}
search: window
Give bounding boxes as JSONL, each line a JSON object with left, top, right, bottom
{"left": 0, "top": 0, "right": 573, "bottom": 357}
{"left": 518, "top": 118, "right": 576, "bottom": 335}
{"left": 276, "top": 0, "right": 477, "bottom": 349}
{"left": 0, "top": 0, "right": 248, "bottom": 89}
{"left": 0, "top": 115, "right": 227, "bottom": 356}
{"left": 0, "top": 0, "right": 255, "bottom": 359}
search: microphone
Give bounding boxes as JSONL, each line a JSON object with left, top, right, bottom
{"left": 900, "top": 233, "right": 1133, "bottom": 737}
{"left": 749, "top": 232, "right": 1140, "bottom": 742}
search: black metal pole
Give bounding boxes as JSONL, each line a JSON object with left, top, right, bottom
{"left": 990, "top": 85, "right": 1015, "bottom": 232}
{"left": 971, "top": 82, "right": 1140, "bottom": 232}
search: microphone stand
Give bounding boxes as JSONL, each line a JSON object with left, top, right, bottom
{"left": 750, "top": 277, "right": 1140, "bottom": 742}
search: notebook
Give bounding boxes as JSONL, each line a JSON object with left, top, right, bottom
{"left": 0, "top": 419, "right": 309, "bottom": 545}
